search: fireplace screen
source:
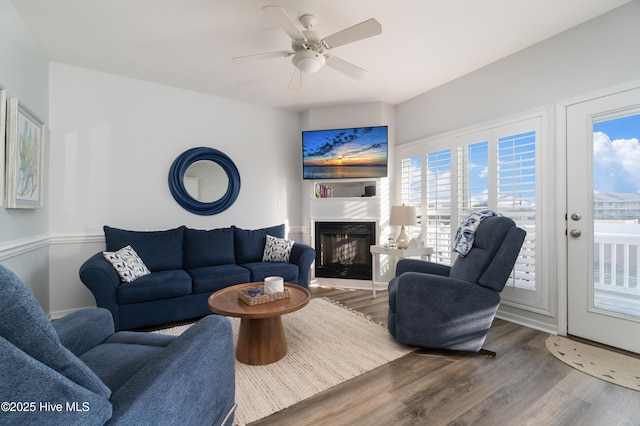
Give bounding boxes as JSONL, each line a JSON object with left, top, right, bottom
{"left": 314, "top": 222, "right": 376, "bottom": 280}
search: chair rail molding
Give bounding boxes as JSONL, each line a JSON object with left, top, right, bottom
{"left": 0, "top": 234, "right": 50, "bottom": 261}
{"left": 0, "top": 232, "right": 105, "bottom": 261}
{"left": 48, "top": 232, "right": 105, "bottom": 246}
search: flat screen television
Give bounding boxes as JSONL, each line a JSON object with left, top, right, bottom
{"left": 302, "top": 125, "right": 388, "bottom": 179}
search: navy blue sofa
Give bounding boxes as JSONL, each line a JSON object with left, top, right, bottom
{"left": 0, "top": 265, "right": 236, "bottom": 426}
{"left": 80, "top": 224, "right": 315, "bottom": 331}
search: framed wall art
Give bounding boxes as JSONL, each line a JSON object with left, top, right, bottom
{"left": 5, "top": 98, "right": 45, "bottom": 209}
{"left": 0, "top": 84, "right": 6, "bottom": 207}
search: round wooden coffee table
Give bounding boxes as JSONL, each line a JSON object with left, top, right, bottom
{"left": 208, "top": 282, "right": 311, "bottom": 365}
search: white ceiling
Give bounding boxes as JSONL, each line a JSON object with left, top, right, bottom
{"left": 11, "top": 0, "right": 630, "bottom": 112}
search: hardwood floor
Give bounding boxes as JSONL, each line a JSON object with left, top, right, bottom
{"left": 250, "top": 286, "right": 640, "bottom": 426}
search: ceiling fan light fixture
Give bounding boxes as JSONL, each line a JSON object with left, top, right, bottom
{"left": 235, "top": 6, "right": 381, "bottom": 89}
{"left": 292, "top": 50, "right": 326, "bottom": 74}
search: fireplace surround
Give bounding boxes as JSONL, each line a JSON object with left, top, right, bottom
{"left": 314, "top": 221, "right": 376, "bottom": 280}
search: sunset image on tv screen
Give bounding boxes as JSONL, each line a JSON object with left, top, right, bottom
{"left": 302, "top": 126, "right": 388, "bottom": 179}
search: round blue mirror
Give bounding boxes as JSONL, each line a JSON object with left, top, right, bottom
{"left": 168, "top": 147, "right": 240, "bottom": 215}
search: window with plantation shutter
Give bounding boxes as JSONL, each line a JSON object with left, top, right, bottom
{"left": 497, "top": 130, "right": 537, "bottom": 291}
{"left": 425, "top": 149, "right": 453, "bottom": 264}
{"left": 400, "top": 155, "right": 422, "bottom": 217}
{"left": 398, "top": 112, "right": 547, "bottom": 313}
{"left": 457, "top": 140, "right": 489, "bottom": 224}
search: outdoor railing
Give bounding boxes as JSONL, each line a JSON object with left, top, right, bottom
{"left": 594, "top": 231, "right": 640, "bottom": 290}
{"left": 593, "top": 228, "right": 640, "bottom": 318}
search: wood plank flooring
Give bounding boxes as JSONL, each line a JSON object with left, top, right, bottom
{"left": 250, "top": 286, "right": 640, "bottom": 426}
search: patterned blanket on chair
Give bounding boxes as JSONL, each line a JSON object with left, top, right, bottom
{"left": 453, "top": 210, "right": 502, "bottom": 256}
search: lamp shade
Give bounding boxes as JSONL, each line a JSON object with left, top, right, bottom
{"left": 389, "top": 205, "right": 417, "bottom": 226}
{"left": 292, "top": 51, "right": 326, "bottom": 74}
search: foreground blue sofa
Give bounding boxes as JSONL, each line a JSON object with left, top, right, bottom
{"left": 0, "top": 265, "right": 236, "bottom": 426}
{"left": 80, "top": 224, "right": 315, "bottom": 330}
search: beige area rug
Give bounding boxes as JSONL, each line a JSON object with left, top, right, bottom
{"left": 156, "top": 298, "right": 413, "bottom": 425}
{"left": 545, "top": 335, "right": 640, "bottom": 391}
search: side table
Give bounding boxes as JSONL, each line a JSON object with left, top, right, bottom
{"left": 370, "top": 245, "right": 434, "bottom": 298}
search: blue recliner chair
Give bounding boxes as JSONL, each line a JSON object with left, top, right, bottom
{"left": 0, "top": 265, "right": 236, "bottom": 425}
{"left": 388, "top": 215, "right": 526, "bottom": 354}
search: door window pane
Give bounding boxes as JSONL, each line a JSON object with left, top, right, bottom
{"left": 592, "top": 113, "right": 640, "bottom": 319}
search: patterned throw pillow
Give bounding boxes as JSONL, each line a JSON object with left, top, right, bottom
{"left": 262, "top": 235, "right": 295, "bottom": 263}
{"left": 103, "top": 245, "right": 151, "bottom": 282}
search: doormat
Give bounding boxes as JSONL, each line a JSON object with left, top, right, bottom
{"left": 545, "top": 335, "right": 640, "bottom": 391}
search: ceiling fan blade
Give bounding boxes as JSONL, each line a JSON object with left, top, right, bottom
{"left": 321, "top": 18, "right": 382, "bottom": 49}
{"left": 232, "top": 51, "right": 293, "bottom": 64}
{"left": 325, "top": 55, "right": 369, "bottom": 80}
{"left": 288, "top": 68, "right": 304, "bottom": 91}
{"left": 263, "top": 5, "right": 306, "bottom": 42}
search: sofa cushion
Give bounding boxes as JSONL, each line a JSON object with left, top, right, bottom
{"left": 104, "top": 226, "right": 185, "bottom": 272}
{"left": 183, "top": 227, "right": 235, "bottom": 269}
{"left": 240, "top": 262, "right": 299, "bottom": 284}
{"left": 234, "top": 224, "right": 285, "bottom": 264}
{"left": 103, "top": 245, "right": 151, "bottom": 282}
{"left": 117, "top": 270, "right": 192, "bottom": 304}
{"left": 188, "top": 265, "right": 251, "bottom": 294}
{"left": 80, "top": 342, "right": 165, "bottom": 393}
{"left": 262, "top": 235, "right": 295, "bottom": 263}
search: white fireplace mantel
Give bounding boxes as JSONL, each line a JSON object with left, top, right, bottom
{"left": 305, "top": 178, "right": 392, "bottom": 291}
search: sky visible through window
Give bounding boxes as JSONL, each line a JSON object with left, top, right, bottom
{"left": 593, "top": 113, "right": 640, "bottom": 194}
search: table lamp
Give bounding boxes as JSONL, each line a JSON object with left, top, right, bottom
{"left": 389, "top": 205, "right": 417, "bottom": 249}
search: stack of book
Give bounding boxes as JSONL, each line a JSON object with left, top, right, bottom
{"left": 314, "top": 183, "right": 333, "bottom": 198}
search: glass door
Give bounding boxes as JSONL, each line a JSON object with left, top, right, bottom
{"left": 566, "top": 86, "right": 640, "bottom": 354}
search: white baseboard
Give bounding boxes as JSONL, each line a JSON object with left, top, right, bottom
{"left": 495, "top": 309, "right": 558, "bottom": 335}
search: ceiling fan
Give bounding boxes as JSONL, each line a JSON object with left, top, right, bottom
{"left": 232, "top": 5, "right": 382, "bottom": 90}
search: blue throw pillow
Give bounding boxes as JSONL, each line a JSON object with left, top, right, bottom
{"left": 103, "top": 226, "right": 185, "bottom": 271}
{"left": 102, "top": 245, "right": 151, "bottom": 282}
{"left": 234, "top": 224, "right": 285, "bottom": 264}
{"left": 262, "top": 235, "right": 295, "bottom": 262}
{"left": 183, "top": 227, "right": 235, "bottom": 269}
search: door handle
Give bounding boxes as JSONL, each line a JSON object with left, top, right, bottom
{"left": 571, "top": 213, "right": 582, "bottom": 221}
{"left": 570, "top": 229, "right": 582, "bottom": 237}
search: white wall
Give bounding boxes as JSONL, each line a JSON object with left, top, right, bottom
{"left": 0, "top": 0, "right": 50, "bottom": 310}
{"left": 396, "top": 0, "right": 640, "bottom": 144}
{"left": 47, "top": 63, "right": 302, "bottom": 315}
